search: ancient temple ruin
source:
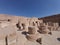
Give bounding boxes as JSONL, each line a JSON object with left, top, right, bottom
{"left": 0, "top": 14, "right": 60, "bottom": 45}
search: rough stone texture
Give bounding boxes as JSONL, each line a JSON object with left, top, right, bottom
{"left": 26, "top": 33, "right": 41, "bottom": 42}
{"left": 7, "top": 32, "right": 16, "bottom": 45}
{"left": 28, "top": 26, "right": 38, "bottom": 34}
{"left": 0, "top": 14, "right": 60, "bottom": 45}
{"left": 0, "top": 32, "right": 6, "bottom": 45}
{"left": 0, "top": 23, "right": 17, "bottom": 45}
{"left": 38, "top": 14, "right": 60, "bottom": 23}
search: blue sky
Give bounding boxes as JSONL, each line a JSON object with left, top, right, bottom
{"left": 0, "top": 0, "right": 60, "bottom": 17}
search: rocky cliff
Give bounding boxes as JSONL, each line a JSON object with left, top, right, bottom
{"left": 38, "top": 14, "right": 60, "bottom": 23}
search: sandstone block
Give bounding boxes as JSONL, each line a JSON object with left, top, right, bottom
{"left": 38, "top": 26, "right": 50, "bottom": 34}
{"left": 28, "top": 26, "right": 38, "bottom": 34}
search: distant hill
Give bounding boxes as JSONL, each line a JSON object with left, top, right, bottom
{"left": 38, "top": 14, "right": 60, "bottom": 23}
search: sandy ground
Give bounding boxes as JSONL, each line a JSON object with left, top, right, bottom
{"left": 16, "top": 30, "right": 60, "bottom": 45}
{"left": 42, "top": 31, "right": 60, "bottom": 45}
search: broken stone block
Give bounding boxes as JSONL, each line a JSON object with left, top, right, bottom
{"left": 38, "top": 26, "right": 50, "bottom": 34}
{"left": 0, "top": 22, "right": 10, "bottom": 28}
{"left": 28, "top": 26, "right": 38, "bottom": 34}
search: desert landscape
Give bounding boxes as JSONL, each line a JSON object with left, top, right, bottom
{"left": 0, "top": 14, "right": 60, "bottom": 45}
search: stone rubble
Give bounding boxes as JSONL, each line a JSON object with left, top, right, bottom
{"left": 0, "top": 14, "right": 60, "bottom": 45}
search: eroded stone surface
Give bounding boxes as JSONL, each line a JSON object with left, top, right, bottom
{"left": 0, "top": 14, "right": 60, "bottom": 45}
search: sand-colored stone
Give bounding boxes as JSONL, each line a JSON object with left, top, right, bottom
{"left": 38, "top": 25, "right": 51, "bottom": 34}
{"left": 7, "top": 32, "right": 16, "bottom": 45}
{"left": 0, "top": 14, "right": 60, "bottom": 45}
{"left": 0, "top": 32, "right": 6, "bottom": 45}
{"left": 0, "top": 21, "right": 10, "bottom": 28}
{"left": 0, "top": 24, "right": 17, "bottom": 45}
{"left": 29, "top": 17, "right": 43, "bottom": 26}
{"left": 28, "top": 26, "right": 38, "bottom": 34}
{"left": 26, "top": 33, "right": 41, "bottom": 42}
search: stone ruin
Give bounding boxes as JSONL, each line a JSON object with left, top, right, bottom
{"left": 0, "top": 14, "right": 60, "bottom": 45}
